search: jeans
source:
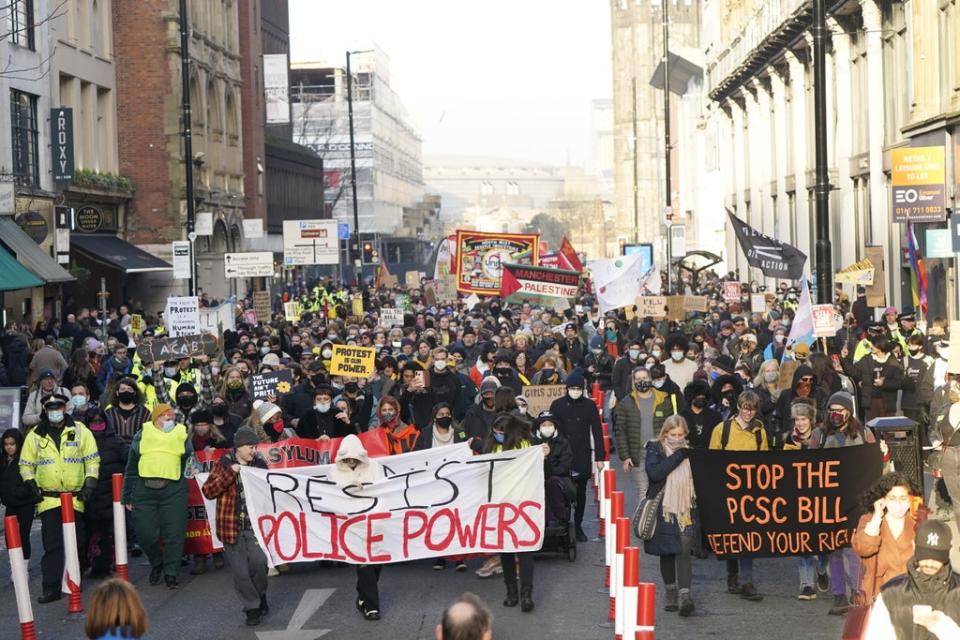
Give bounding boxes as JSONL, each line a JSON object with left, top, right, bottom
{"left": 631, "top": 466, "right": 649, "bottom": 497}
{"left": 727, "top": 557, "right": 753, "bottom": 584}
{"left": 798, "top": 555, "right": 827, "bottom": 588}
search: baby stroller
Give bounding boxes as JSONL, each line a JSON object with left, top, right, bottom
{"left": 538, "top": 474, "right": 577, "bottom": 562}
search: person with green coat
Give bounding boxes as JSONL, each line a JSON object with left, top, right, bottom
{"left": 614, "top": 366, "right": 678, "bottom": 496}
{"left": 122, "top": 403, "right": 193, "bottom": 589}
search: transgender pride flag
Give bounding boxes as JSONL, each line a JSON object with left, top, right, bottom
{"left": 783, "top": 278, "right": 815, "bottom": 361}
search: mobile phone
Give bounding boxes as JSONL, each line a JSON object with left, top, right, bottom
{"left": 913, "top": 604, "right": 933, "bottom": 624}
{"left": 414, "top": 371, "right": 426, "bottom": 387}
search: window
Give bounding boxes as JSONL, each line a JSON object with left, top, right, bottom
{"left": 9, "top": 0, "right": 34, "bottom": 49}
{"left": 10, "top": 90, "right": 39, "bottom": 187}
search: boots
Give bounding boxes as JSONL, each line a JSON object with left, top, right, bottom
{"left": 664, "top": 585, "right": 679, "bottom": 612}
{"left": 520, "top": 586, "right": 534, "bottom": 612}
{"left": 678, "top": 589, "right": 694, "bottom": 617}
{"left": 503, "top": 580, "right": 519, "bottom": 607}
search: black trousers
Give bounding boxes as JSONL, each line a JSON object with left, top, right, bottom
{"left": 4, "top": 504, "right": 34, "bottom": 560}
{"left": 501, "top": 552, "right": 534, "bottom": 590}
{"left": 83, "top": 514, "right": 114, "bottom": 573}
{"left": 356, "top": 565, "right": 382, "bottom": 609}
{"left": 573, "top": 474, "right": 589, "bottom": 526}
{"left": 40, "top": 507, "right": 85, "bottom": 593}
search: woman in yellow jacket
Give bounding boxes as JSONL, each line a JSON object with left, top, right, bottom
{"left": 121, "top": 403, "right": 193, "bottom": 589}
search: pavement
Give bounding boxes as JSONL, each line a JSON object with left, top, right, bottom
{"left": 0, "top": 467, "right": 851, "bottom": 639}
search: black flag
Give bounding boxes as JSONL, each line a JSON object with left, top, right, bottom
{"left": 727, "top": 210, "right": 807, "bottom": 280}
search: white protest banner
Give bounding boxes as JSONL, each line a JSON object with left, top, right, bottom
{"left": 811, "top": 304, "right": 839, "bottom": 338}
{"left": 239, "top": 444, "right": 544, "bottom": 566}
{"left": 198, "top": 302, "right": 236, "bottom": 335}
{"left": 750, "top": 293, "right": 767, "bottom": 314}
{"left": 380, "top": 308, "right": 405, "bottom": 328}
{"left": 164, "top": 296, "right": 200, "bottom": 337}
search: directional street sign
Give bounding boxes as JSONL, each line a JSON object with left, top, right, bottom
{"left": 224, "top": 251, "right": 274, "bottom": 278}
{"left": 283, "top": 219, "right": 339, "bottom": 266}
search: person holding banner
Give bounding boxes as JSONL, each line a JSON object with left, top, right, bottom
{"left": 201, "top": 426, "right": 270, "bottom": 626}
{"left": 644, "top": 414, "right": 697, "bottom": 617}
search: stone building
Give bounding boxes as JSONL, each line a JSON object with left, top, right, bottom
{"left": 114, "top": 0, "right": 245, "bottom": 308}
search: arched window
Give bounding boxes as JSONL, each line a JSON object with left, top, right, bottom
{"left": 207, "top": 78, "right": 222, "bottom": 140}
{"left": 225, "top": 89, "right": 239, "bottom": 145}
{"left": 189, "top": 75, "right": 203, "bottom": 131}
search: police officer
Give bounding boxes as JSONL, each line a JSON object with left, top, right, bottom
{"left": 19, "top": 393, "right": 100, "bottom": 603}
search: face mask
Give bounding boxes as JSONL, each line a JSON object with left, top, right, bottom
{"left": 908, "top": 347, "right": 921, "bottom": 355}
{"left": 260, "top": 346, "right": 271, "bottom": 355}
{"left": 47, "top": 410, "right": 64, "bottom": 423}
{"left": 211, "top": 404, "right": 228, "bottom": 417}
{"left": 763, "top": 371, "right": 778, "bottom": 383}
{"left": 591, "top": 348, "right": 602, "bottom": 355}
{"left": 434, "top": 360, "right": 447, "bottom": 371}
{"left": 723, "top": 391, "right": 737, "bottom": 406}
{"left": 665, "top": 435, "right": 686, "bottom": 449}
{"left": 541, "top": 368, "right": 555, "bottom": 379}
{"left": 164, "top": 366, "right": 178, "bottom": 378}
{"left": 708, "top": 370, "right": 720, "bottom": 381}
{"left": 316, "top": 402, "right": 331, "bottom": 413}
{"left": 691, "top": 397, "right": 708, "bottom": 409}
{"left": 89, "top": 421, "right": 106, "bottom": 432}
{"left": 435, "top": 416, "right": 453, "bottom": 429}
{"left": 628, "top": 349, "right": 640, "bottom": 360}
{"left": 605, "top": 330, "right": 617, "bottom": 341}
{"left": 72, "top": 395, "right": 87, "bottom": 408}
{"left": 327, "top": 333, "right": 339, "bottom": 341}
{"left": 392, "top": 340, "right": 402, "bottom": 349}
{"left": 227, "top": 379, "right": 244, "bottom": 390}
{"left": 651, "top": 350, "right": 662, "bottom": 359}
{"left": 161, "top": 419, "right": 176, "bottom": 433}
{"left": 568, "top": 388, "right": 583, "bottom": 400}
{"left": 380, "top": 410, "right": 396, "bottom": 422}
{"left": 493, "top": 432, "right": 505, "bottom": 444}
{"left": 517, "top": 406, "right": 527, "bottom": 415}
{"left": 177, "top": 395, "right": 197, "bottom": 409}
{"left": 782, "top": 319, "right": 791, "bottom": 328}
{"left": 829, "top": 411, "right": 846, "bottom": 427}
{"left": 652, "top": 379, "right": 665, "bottom": 389}
{"left": 671, "top": 351, "right": 684, "bottom": 362}
{"left": 885, "top": 501, "right": 911, "bottom": 519}
{"left": 635, "top": 380, "right": 651, "bottom": 392}
{"left": 322, "top": 348, "right": 333, "bottom": 359}
{"left": 118, "top": 390, "right": 137, "bottom": 404}
{"left": 345, "top": 382, "right": 359, "bottom": 394}
{"left": 539, "top": 426, "right": 556, "bottom": 439}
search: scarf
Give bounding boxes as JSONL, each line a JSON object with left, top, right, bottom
{"left": 432, "top": 425, "right": 454, "bottom": 446}
{"left": 661, "top": 440, "right": 695, "bottom": 526}
{"left": 386, "top": 424, "right": 420, "bottom": 455}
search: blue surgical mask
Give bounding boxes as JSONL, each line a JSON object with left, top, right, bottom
{"left": 47, "top": 410, "right": 64, "bottom": 423}
{"left": 161, "top": 419, "right": 176, "bottom": 433}
{"left": 605, "top": 330, "right": 617, "bottom": 340}
{"left": 709, "top": 370, "right": 720, "bottom": 381}
{"left": 71, "top": 395, "right": 87, "bottom": 407}
{"left": 493, "top": 432, "right": 505, "bottom": 444}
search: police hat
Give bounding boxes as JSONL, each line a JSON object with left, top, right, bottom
{"left": 41, "top": 393, "right": 70, "bottom": 408}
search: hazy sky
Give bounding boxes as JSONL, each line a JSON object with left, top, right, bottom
{"left": 289, "top": 1, "right": 612, "bottom": 170}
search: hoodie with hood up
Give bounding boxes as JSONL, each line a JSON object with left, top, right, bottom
{"left": 330, "top": 434, "right": 380, "bottom": 487}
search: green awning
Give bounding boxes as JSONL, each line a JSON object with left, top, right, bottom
{"left": 0, "top": 243, "right": 43, "bottom": 291}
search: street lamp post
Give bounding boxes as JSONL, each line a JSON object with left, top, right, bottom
{"left": 812, "top": 0, "right": 832, "bottom": 303}
{"left": 179, "top": 0, "right": 197, "bottom": 296}
{"left": 346, "top": 49, "right": 373, "bottom": 285}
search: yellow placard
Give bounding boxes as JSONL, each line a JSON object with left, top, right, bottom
{"left": 283, "top": 301, "right": 302, "bottom": 322}
{"left": 329, "top": 344, "right": 376, "bottom": 377}
{"left": 352, "top": 297, "right": 364, "bottom": 317}
{"left": 405, "top": 271, "right": 421, "bottom": 289}
{"left": 129, "top": 314, "right": 143, "bottom": 336}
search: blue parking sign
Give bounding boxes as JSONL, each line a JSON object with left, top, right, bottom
{"left": 338, "top": 223, "right": 350, "bottom": 240}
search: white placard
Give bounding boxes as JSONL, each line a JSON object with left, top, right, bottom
{"left": 283, "top": 219, "right": 339, "bottom": 266}
{"left": 224, "top": 252, "right": 274, "bottom": 278}
{"left": 380, "top": 308, "right": 405, "bottom": 328}
{"left": 243, "top": 218, "right": 264, "bottom": 239}
{"left": 172, "top": 241, "right": 192, "bottom": 280}
{"left": 195, "top": 212, "right": 213, "bottom": 236}
{"left": 164, "top": 296, "right": 200, "bottom": 337}
{"left": 198, "top": 303, "right": 236, "bottom": 335}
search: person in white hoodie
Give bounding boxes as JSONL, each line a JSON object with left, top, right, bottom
{"left": 331, "top": 434, "right": 384, "bottom": 621}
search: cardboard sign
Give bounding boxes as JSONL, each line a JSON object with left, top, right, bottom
{"left": 380, "top": 308, "right": 405, "bottom": 328}
{"left": 636, "top": 295, "right": 667, "bottom": 319}
{"left": 750, "top": 293, "right": 767, "bottom": 314}
{"left": 683, "top": 295, "right": 710, "bottom": 313}
{"left": 812, "top": 304, "right": 838, "bottom": 338}
{"left": 129, "top": 314, "right": 143, "bottom": 336}
{"left": 283, "top": 301, "right": 302, "bottom": 322}
{"left": 864, "top": 246, "right": 886, "bottom": 307}
{"left": 835, "top": 259, "right": 875, "bottom": 286}
{"left": 405, "top": 270, "right": 421, "bottom": 289}
{"left": 250, "top": 369, "right": 294, "bottom": 401}
{"left": 238, "top": 444, "right": 544, "bottom": 566}
{"left": 723, "top": 282, "right": 742, "bottom": 304}
{"left": 665, "top": 296, "right": 686, "bottom": 321}
{"left": 136, "top": 334, "right": 218, "bottom": 363}
{"left": 351, "top": 297, "right": 364, "bottom": 318}
{"left": 423, "top": 282, "right": 437, "bottom": 306}
{"left": 253, "top": 291, "right": 271, "bottom": 323}
{"left": 164, "top": 296, "right": 200, "bottom": 337}
{"left": 777, "top": 359, "right": 799, "bottom": 391}
{"left": 329, "top": 345, "right": 376, "bottom": 377}
{"left": 521, "top": 384, "right": 567, "bottom": 417}
{"left": 688, "top": 445, "right": 882, "bottom": 558}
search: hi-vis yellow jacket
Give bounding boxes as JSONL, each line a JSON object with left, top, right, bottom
{"left": 20, "top": 417, "right": 100, "bottom": 514}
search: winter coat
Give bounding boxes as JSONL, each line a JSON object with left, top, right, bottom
{"left": 0, "top": 431, "right": 34, "bottom": 508}
{"left": 844, "top": 354, "right": 904, "bottom": 416}
{"left": 614, "top": 389, "right": 678, "bottom": 465}
{"left": 611, "top": 355, "right": 643, "bottom": 401}
{"left": 86, "top": 426, "right": 129, "bottom": 519}
{"left": 550, "top": 394, "right": 605, "bottom": 476}
{"left": 330, "top": 434, "right": 382, "bottom": 487}
{"left": 867, "top": 562, "right": 960, "bottom": 640}
{"left": 534, "top": 432, "right": 573, "bottom": 478}
{"left": 27, "top": 346, "right": 68, "bottom": 386}
{"left": 851, "top": 512, "right": 917, "bottom": 603}
{"left": 560, "top": 338, "right": 586, "bottom": 369}
{"left": 462, "top": 401, "right": 498, "bottom": 445}
{"left": 642, "top": 440, "right": 696, "bottom": 556}
{"left": 774, "top": 365, "right": 828, "bottom": 435}
{"left": 22, "top": 385, "right": 72, "bottom": 428}
{"left": 584, "top": 350, "right": 615, "bottom": 391}
{"left": 1, "top": 331, "right": 31, "bottom": 386}
{"left": 282, "top": 381, "right": 317, "bottom": 422}
{"left": 901, "top": 354, "right": 935, "bottom": 417}
{"left": 679, "top": 407, "right": 722, "bottom": 450}
{"left": 415, "top": 423, "right": 470, "bottom": 450}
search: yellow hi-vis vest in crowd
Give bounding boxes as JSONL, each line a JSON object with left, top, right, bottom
{"left": 138, "top": 422, "right": 188, "bottom": 481}
{"left": 20, "top": 419, "right": 100, "bottom": 514}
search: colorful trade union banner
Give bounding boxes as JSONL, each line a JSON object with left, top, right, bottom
{"left": 455, "top": 230, "right": 540, "bottom": 296}
{"left": 687, "top": 444, "right": 882, "bottom": 559}
{"left": 499, "top": 263, "right": 580, "bottom": 305}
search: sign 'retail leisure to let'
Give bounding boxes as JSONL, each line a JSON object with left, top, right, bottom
{"left": 237, "top": 443, "right": 546, "bottom": 566}
{"left": 688, "top": 445, "right": 883, "bottom": 559}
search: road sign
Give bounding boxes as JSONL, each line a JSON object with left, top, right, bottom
{"left": 283, "top": 219, "right": 339, "bottom": 266}
{"left": 172, "top": 241, "right": 192, "bottom": 279}
{"left": 338, "top": 222, "right": 350, "bottom": 240}
{"left": 224, "top": 252, "right": 274, "bottom": 278}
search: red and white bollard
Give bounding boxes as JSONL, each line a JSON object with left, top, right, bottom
{"left": 5, "top": 516, "right": 37, "bottom": 640}
{"left": 606, "top": 491, "right": 624, "bottom": 602}
{"left": 601, "top": 468, "right": 615, "bottom": 541}
{"left": 60, "top": 493, "right": 83, "bottom": 614}
{"left": 112, "top": 473, "right": 129, "bottom": 581}
{"left": 622, "top": 547, "right": 640, "bottom": 640}
{"left": 614, "top": 516, "right": 631, "bottom": 640}
{"left": 603, "top": 434, "right": 612, "bottom": 460}
{"left": 637, "top": 581, "right": 657, "bottom": 639}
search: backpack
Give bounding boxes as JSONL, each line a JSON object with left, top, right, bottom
{"left": 719, "top": 418, "right": 763, "bottom": 450}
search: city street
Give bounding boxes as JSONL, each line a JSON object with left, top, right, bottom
{"left": 0, "top": 467, "right": 846, "bottom": 640}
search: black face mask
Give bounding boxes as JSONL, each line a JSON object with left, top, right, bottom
{"left": 118, "top": 390, "right": 137, "bottom": 404}
{"left": 691, "top": 397, "right": 708, "bottom": 409}
{"left": 211, "top": 404, "right": 229, "bottom": 417}
{"left": 723, "top": 391, "right": 738, "bottom": 406}
{"left": 177, "top": 395, "right": 197, "bottom": 409}
{"left": 495, "top": 369, "right": 512, "bottom": 380}
{"left": 344, "top": 382, "right": 359, "bottom": 394}
{"left": 635, "top": 380, "right": 651, "bottom": 392}
{"left": 435, "top": 416, "right": 453, "bottom": 428}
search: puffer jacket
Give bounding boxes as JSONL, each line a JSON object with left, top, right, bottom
{"left": 614, "top": 389, "right": 678, "bottom": 465}
{"left": 86, "top": 426, "right": 129, "bottom": 519}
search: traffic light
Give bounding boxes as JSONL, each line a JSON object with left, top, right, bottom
{"left": 361, "top": 241, "right": 379, "bottom": 264}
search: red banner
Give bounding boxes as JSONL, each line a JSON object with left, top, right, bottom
{"left": 184, "top": 430, "right": 390, "bottom": 554}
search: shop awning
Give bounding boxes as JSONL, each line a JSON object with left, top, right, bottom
{"left": 0, "top": 217, "right": 75, "bottom": 283}
{"left": 71, "top": 234, "right": 172, "bottom": 273}
{"left": 0, "top": 243, "right": 43, "bottom": 291}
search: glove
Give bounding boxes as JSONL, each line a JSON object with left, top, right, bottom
{"left": 24, "top": 480, "right": 41, "bottom": 504}
{"left": 79, "top": 477, "right": 97, "bottom": 503}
